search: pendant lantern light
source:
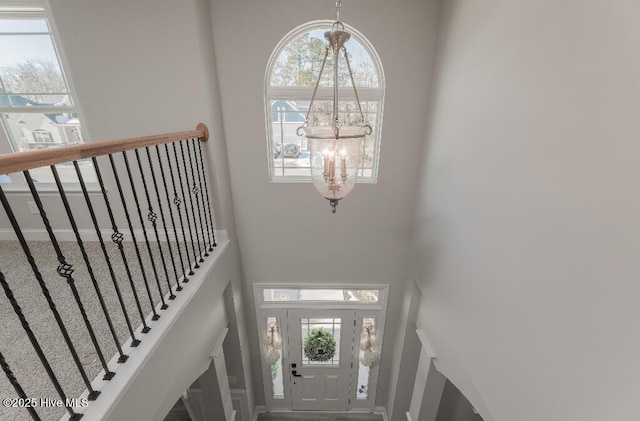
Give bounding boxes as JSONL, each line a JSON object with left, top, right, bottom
{"left": 297, "top": 0, "right": 372, "bottom": 214}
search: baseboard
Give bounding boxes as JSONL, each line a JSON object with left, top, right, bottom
{"left": 374, "top": 406, "right": 388, "bottom": 421}
{"left": 0, "top": 227, "right": 227, "bottom": 243}
{"left": 253, "top": 405, "right": 266, "bottom": 421}
{"left": 231, "top": 389, "right": 251, "bottom": 421}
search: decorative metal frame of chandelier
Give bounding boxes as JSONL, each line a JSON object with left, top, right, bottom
{"left": 297, "top": 0, "right": 372, "bottom": 214}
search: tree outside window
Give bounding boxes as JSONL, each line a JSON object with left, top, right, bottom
{"left": 0, "top": 7, "right": 94, "bottom": 185}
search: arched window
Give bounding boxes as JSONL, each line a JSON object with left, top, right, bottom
{"left": 265, "top": 21, "right": 384, "bottom": 182}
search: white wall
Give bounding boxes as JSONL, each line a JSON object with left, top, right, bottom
{"left": 413, "top": 1, "right": 640, "bottom": 420}
{"left": 46, "top": 0, "right": 253, "bottom": 414}
{"left": 208, "top": 0, "right": 441, "bottom": 407}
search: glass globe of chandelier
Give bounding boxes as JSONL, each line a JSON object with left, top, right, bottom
{"left": 297, "top": 0, "right": 372, "bottom": 214}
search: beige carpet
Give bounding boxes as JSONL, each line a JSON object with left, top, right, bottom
{"left": 0, "top": 239, "right": 193, "bottom": 421}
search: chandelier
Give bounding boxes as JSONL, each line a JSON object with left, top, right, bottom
{"left": 297, "top": 0, "right": 372, "bottom": 214}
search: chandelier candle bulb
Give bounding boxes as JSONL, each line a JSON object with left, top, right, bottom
{"left": 323, "top": 152, "right": 329, "bottom": 179}
{"left": 329, "top": 156, "right": 336, "bottom": 180}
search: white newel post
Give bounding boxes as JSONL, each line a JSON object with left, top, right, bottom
{"left": 407, "top": 330, "right": 446, "bottom": 421}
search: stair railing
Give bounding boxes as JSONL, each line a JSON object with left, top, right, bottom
{"left": 0, "top": 124, "right": 216, "bottom": 421}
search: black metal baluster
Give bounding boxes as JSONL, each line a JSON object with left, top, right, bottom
{"left": 134, "top": 149, "right": 174, "bottom": 301}
{"left": 23, "top": 171, "right": 113, "bottom": 384}
{"left": 122, "top": 151, "right": 168, "bottom": 311}
{"left": 178, "top": 141, "right": 204, "bottom": 264}
{"left": 93, "top": 157, "right": 148, "bottom": 338}
{"left": 74, "top": 160, "right": 136, "bottom": 357}
{"left": 0, "top": 186, "right": 98, "bottom": 413}
{"left": 0, "top": 271, "right": 81, "bottom": 420}
{"left": 49, "top": 167, "right": 120, "bottom": 375}
{"left": 161, "top": 144, "right": 191, "bottom": 282}
{"left": 0, "top": 345, "right": 41, "bottom": 421}
{"left": 108, "top": 153, "right": 160, "bottom": 322}
{"left": 186, "top": 138, "right": 209, "bottom": 258}
{"left": 194, "top": 138, "right": 217, "bottom": 250}
{"left": 172, "top": 142, "right": 199, "bottom": 273}
{"left": 146, "top": 147, "right": 182, "bottom": 294}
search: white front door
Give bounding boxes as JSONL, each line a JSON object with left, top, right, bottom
{"left": 287, "top": 309, "right": 355, "bottom": 410}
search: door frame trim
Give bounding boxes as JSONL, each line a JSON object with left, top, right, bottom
{"left": 253, "top": 283, "right": 389, "bottom": 412}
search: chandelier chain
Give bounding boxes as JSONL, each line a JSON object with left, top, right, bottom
{"left": 343, "top": 47, "right": 365, "bottom": 123}
{"left": 336, "top": 0, "right": 341, "bottom": 22}
{"left": 304, "top": 45, "right": 331, "bottom": 125}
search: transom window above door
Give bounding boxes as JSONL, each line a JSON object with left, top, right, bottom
{"left": 265, "top": 21, "right": 385, "bottom": 182}
{"left": 263, "top": 288, "right": 379, "bottom": 303}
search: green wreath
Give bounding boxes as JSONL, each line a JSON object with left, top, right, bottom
{"left": 304, "top": 328, "right": 336, "bottom": 362}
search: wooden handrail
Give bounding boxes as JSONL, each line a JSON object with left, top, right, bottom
{"left": 0, "top": 123, "right": 209, "bottom": 175}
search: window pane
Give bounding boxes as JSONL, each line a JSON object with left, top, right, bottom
{"left": 270, "top": 99, "right": 378, "bottom": 178}
{"left": 0, "top": 12, "right": 91, "bottom": 186}
{"left": 301, "top": 318, "right": 341, "bottom": 366}
{"left": 2, "top": 112, "right": 84, "bottom": 151}
{"left": 0, "top": 19, "right": 48, "bottom": 33}
{"left": 0, "top": 34, "right": 67, "bottom": 94}
{"left": 270, "top": 29, "right": 379, "bottom": 88}
{"left": 271, "top": 99, "right": 309, "bottom": 176}
{"left": 356, "top": 317, "right": 378, "bottom": 399}
{"left": 263, "top": 288, "right": 379, "bottom": 302}
{"left": 9, "top": 94, "right": 72, "bottom": 107}
{"left": 266, "top": 22, "right": 383, "bottom": 183}
{"left": 265, "top": 317, "right": 284, "bottom": 399}
{"left": 0, "top": 112, "right": 95, "bottom": 184}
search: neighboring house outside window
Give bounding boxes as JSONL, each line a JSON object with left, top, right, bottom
{"left": 32, "top": 128, "right": 53, "bottom": 143}
{"left": 0, "top": 2, "right": 93, "bottom": 185}
{"left": 265, "top": 21, "right": 385, "bottom": 182}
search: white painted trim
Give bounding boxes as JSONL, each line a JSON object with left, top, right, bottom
{"left": 182, "top": 390, "right": 200, "bottom": 421}
{"left": 186, "top": 388, "right": 207, "bottom": 421}
{"left": 212, "top": 339, "right": 235, "bottom": 421}
{"left": 374, "top": 406, "right": 389, "bottom": 421}
{"left": 211, "top": 327, "right": 229, "bottom": 359}
{"left": 254, "top": 283, "right": 389, "bottom": 310}
{"left": 231, "top": 389, "right": 251, "bottom": 421}
{"left": 406, "top": 412, "right": 414, "bottom": 421}
{"left": 64, "top": 238, "right": 230, "bottom": 421}
{"left": 416, "top": 329, "right": 436, "bottom": 359}
{"left": 252, "top": 405, "right": 266, "bottom": 421}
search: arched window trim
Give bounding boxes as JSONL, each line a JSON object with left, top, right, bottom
{"left": 265, "top": 20, "right": 385, "bottom": 183}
